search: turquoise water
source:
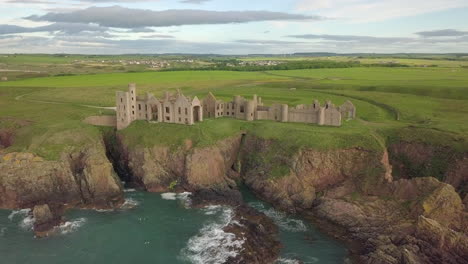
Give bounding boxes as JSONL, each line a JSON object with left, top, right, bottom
{"left": 0, "top": 190, "right": 347, "bottom": 264}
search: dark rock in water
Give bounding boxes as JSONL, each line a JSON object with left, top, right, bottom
{"left": 190, "top": 188, "right": 281, "bottom": 264}
{"left": 33, "top": 204, "right": 63, "bottom": 237}
{"left": 224, "top": 205, "right": 281, "bottom": 264}
{"left": 190, "top": 188, "right": 243, "bottom": 207}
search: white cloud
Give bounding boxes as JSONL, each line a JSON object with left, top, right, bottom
{"left": 295, "top": 0, "right": 468, "bottom": 22}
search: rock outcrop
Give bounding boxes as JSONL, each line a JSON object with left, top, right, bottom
{"left": 239, "top": 135, "right": 386, "bottom": 213}
{"left": 32, "top": 204, "right": 63, "bottom": 237}
{"left": 388, "top": 141, "right": 467, "bottom": 203}
{"left": 115, "top": 134, "right": 242, "bottom": 192}
{"left": 312, "top": 178, "right": 468, "bottom": 264}
{"left": 0, "top": 142, "right": 124, "bottom": 210}
{"left": 237, "top": 135, "right": 468, "bottom": 264}
{"left": 190, "top": 189, "right": 281, "bottom": 264}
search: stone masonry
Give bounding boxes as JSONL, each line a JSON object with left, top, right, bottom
{"left": 116, "top": 83, "right": 356, "bottom": 130}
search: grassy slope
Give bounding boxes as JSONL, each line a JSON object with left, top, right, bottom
{"left": 1, "top": 66, "right": 467, "bottom": 161}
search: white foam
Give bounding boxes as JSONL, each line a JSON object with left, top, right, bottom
{"left": 277, "top": 256, "right": 320, "bottom": 264}
{"left": 124, "top": 188, "right": 136, "bottom": 193}
{"left": 161, "top": 192, "right": 177, "bottom": 200}
{"left": 0, "top": 227, "right": 7, "bottom": 237}
{"left": 8, "top": 208, "right": 30, "bottom": 221}
{"left": 58, "top": 218, "right": 86, "bottom": 235}
{"left": 19, "top": 215, "right": 35, "bottom": 230}
{"left": 95, "top": 208, "right": 114, "bottom": 213}
{"left": 120, "top": 197, "right": 139, "bottom": 209}
{"left": 249, "top": 202, "right": 307, "bottom": 232}
{"left": 177, "top": 192, "right": 192, "bottom": 208}
{"left": 181, "top": 206, "right": 245, "bottom": 264}
{"left": 161, "top": 192, "right": 192, "bottom": 207}
{"left": 202, "top": 205, "right": 223, "bottom": 215}
{"left": 276, "top": 258, "right": 301, "bottom": 264}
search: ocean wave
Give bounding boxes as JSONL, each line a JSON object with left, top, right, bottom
{"left": 161, "top": 192, "right": 192, "bottom": 207}
{"left": 276, "top": 258, "right": 301, "bottom": 264}
{"left": 202, "top": 205, "right": 223, "bottom": 215}
{"left": 8, "top": 208, "right": 30, "bottom": 221}
{"left": 120, "top": 197, "right": 140, "bottom": 209}
{"left": 0, "top": 227, "right": 7, "bottom": 237}
{"left": 277, "top": 256, "right": 320, "bottom": 264}
{"left": 181, "top": 206, "right": 245, "bottom": 264}
{"left": 58, "top": 218, "right": 86, "bottom": 235}
{"left": 19, "top": 215, "right": 35, "bottom": 231}
{"left": 248, "top": 202, "right": 307, "bottom": 232}
{"left": 161, "top": 192, "right": 177, "bottom": 200}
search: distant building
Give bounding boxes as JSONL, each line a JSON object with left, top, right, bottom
{"left": 116, "top": 84, "right": 356, "bottom": 130}
{"left": 1, "top": 77, "right": 7, "bottom": 81}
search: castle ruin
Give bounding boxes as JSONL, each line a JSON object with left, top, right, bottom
{"left": 116, "top": 83, "right": 356, "bottom": 130}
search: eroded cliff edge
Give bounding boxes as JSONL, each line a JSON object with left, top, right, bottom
{"left": 238, "top": 135, "right": 467, "bottom": 264}
{"left": 0, "top": 140, "right": 124, "bottom": 235}
{"left": 1, "top": 125, "right": 466, "bottom": 263}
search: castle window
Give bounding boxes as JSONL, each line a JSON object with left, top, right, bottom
{"left": 132, "top": 111, "right": 135, "bottom": 115}
{"left": 240, "top": 106, "right": 245, "bottom": 113}
{"left": 185, "top": 118, "right": 188, "bottom": 124}
{"left": 124, "top": 106, "right": 126, "bottom": 110}
{"left": 326, "top": 105, "right": 329, "bottom": 109}
{"left": 138, "top": 104, "right": 141, "bottom": 110}
{"left": 232, "top": 112, "right": 234, "bottom": 115}
{"left": 145, "top": 105, "right": 147, "bottom": 110}
{"left": 216, "top": 105, "right": 219, "bottom": 110}
{"left": 179, "top": 118, "right": 181, "bottom": 122}
{"left": 132, "top": 97, "right": 134, "bottom": 101}
{"left": 121, "top": 98, "right": 123, "bottom": 103}
{"left": 166, "top": 117, "right": 170, "bottom": 121}
{"left": 178, "top": 107, "right": 181, "bottom": 114}
{"left": 166, "top": 107, "right": 170, "bottom": 113}
{"left": 185, "top": 108, "right": 188, "bottom": 115}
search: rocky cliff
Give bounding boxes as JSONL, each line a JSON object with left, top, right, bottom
{"left": 239, "top": 134, "right": 388, "bottom": 213}
{"left": 114, "top": 133, "right": 242, "bottom": 192}
{"left": 0, "top": 142, "right": 124, "bottom": 210}
{"left": 237, "top": 135, "right": 467, "bottom": 264}
{"left": 388, "top": 141, "right": 467, "bottom": 205}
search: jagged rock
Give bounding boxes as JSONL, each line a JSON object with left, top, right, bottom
{"left": 0, "top": 142, "right": 124, "bottom": 210}
{"left": 225, "top": 205, "right": 281, "bottom": 264}
{"left": 388, "top": 142, "right": 467, "bottom": 198}
{"left": 32, "top": 204, "right": 62, "bottom": 237}
{"left": 116, "top": 134, "right": 242, "bottom": 192}
{"left": 239, "top": 135, "right": 386, "bottom": 213}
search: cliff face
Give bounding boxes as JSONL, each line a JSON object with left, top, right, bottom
{"left": 238, "top": 135, "right": 467, "bottom": 264}
{"left": 115, "top": 134, "right": 242, "bottom": 192}
{"left": 0, "top": 142, "right": 124, "bottom": 210}
{"left": 388, "top": 142, "right": 467, "bottom": 204}
{"left": 240, "top": 135, "right": 387, "bottom": 213}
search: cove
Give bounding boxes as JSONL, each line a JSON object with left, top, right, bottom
{"left": 0, "top": 190, "right": 347, "bottom": 264}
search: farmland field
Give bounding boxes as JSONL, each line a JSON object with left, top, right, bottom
{"left": 1, "top": 58, "right": 467, "bottom": 160}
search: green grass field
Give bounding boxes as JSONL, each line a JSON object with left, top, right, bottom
{"left": 1, "top": 60, "right": 467, "bottom": 161}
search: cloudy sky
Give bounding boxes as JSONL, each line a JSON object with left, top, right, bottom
{"left": 0, "top": 0, "right": 467, "bottom": 54}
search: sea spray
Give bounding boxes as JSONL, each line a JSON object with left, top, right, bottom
{"left": 58, "top": 218, "right": 86, "bottom": 235}
{"left": 8, "top": 208, "right": 30, "bottom": 221}
{"left": 161, "top": 192, "right": 192, "bottom": 207}
{"left": 181, "top": 206, "right": 245, "bottom": 264}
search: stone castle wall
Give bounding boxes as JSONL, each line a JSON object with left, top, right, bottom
{"left": 116, "top": 84, "right": 355, "bottom": 130}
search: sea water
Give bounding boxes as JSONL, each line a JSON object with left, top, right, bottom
{"left": 0, "top": 190, "right": 347, "bottom": 264}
